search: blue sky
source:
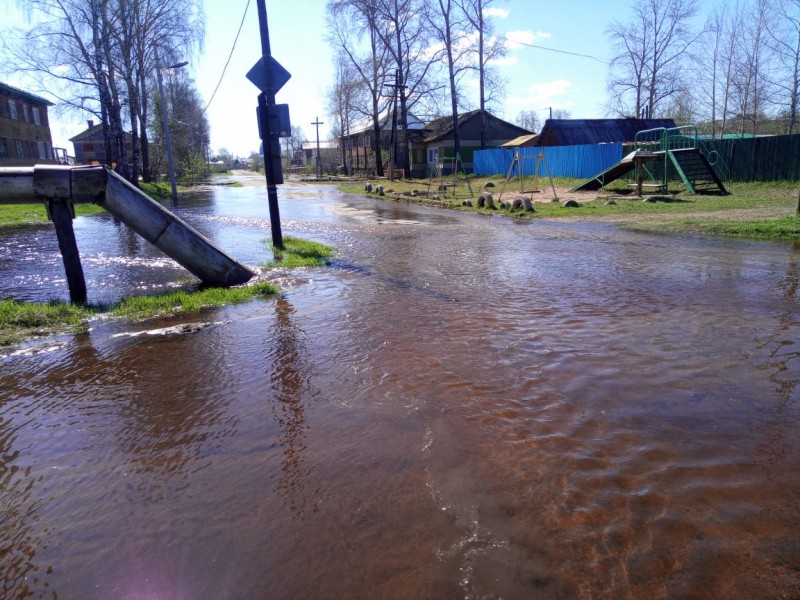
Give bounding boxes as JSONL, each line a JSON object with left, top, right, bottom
{"left": 2, "top": 0, "right": 623, "bottom": 157}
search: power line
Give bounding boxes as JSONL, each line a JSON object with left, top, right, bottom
{"left": 504, "top": 36, "right": 610, "bottom": 65}
{"left": 202, "top": 0, "right": 251, "bottom": 115}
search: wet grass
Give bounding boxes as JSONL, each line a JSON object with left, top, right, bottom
{"left": 110, "top": 282, "right": 280, "bottom": 319}
{"left": 1, "top": 232, "right": 333, "bottom": 346}
{"left": 266, "top": 235, "right": 335, "bottom": 268}
{"left": 0, "top": 282, "right": 280, "bottom": 346}
{"left": 0, "top": 299, "right": 93, "bottom": 345}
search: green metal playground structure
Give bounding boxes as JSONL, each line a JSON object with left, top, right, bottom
{"left": 571, "top": 126, "right": 728, "bottom": 195}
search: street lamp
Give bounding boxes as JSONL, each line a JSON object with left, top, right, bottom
{"left": 155, "top": 50, "right": 188, "bottom": 204}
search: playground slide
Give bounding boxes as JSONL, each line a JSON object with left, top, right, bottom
{"left": 102, "top": 169, "right": 255, "bottom": 286}
{"left": 570, "top": 151, "right": 639, "bottom": 192}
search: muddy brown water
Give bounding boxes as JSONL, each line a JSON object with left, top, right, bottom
{"left": 1, "top": 182, "right": 799, "bottom": 598}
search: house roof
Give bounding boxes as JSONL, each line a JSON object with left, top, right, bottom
{"left": 348, "top": 110, "right": 426, "bottom": 136}
{"left": 535, "top": 118, "right": 677, "bottom": 146}
{"left": 501, "top": 133, "right": 539, "bottom": 147}
{"left": 0, "top": 82, "right": 54, "bottom": 106}
{"left": 69, "top": 124, "right": 104, "bottom": 142}
{"left": 422, "top": 109, "right": 531, "bottom": 143}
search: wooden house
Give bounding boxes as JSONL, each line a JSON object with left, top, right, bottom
{"left": 0, "top": 82, "right": 57, "bottom": 166}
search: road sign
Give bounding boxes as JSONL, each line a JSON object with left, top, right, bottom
{"left": 246, "top": 56, "right": 291, "bottom": 94}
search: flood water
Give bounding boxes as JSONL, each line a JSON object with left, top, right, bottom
{"left": 1, "top": 181, "right": 799, "bottom": 599}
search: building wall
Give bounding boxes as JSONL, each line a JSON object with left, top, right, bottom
{"left": 72, "top": 129, "right": 108, "bottom": 164}
{"left": 0, "top": 88, "right": 55, "bottom": 166}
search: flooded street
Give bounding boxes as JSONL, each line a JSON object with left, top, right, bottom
{"left": 1, "top": 181, "right": 799, "bottom": 598}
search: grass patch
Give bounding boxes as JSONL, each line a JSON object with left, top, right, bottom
{"left": 110, "top": 282, "right": 279, "bottom": 319}
{"left": 0, "top": 299, "right": 93, "bottom": 345}
{"left": 625, "top": 214, "right": 800, "bottom": 240}
{"left": 0, "top": 282, "right": 280, "bottom": 346}
{"left": 266, "top": 235, "right": 334, "bottom": 268}
{"left": 0, "top": 203, "right": 104, "bottom": 227}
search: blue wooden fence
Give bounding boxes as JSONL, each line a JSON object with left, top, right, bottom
{"left": 474, "top": 143, "right": 623, "bottom": 179}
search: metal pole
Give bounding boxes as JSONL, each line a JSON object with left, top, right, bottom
{"left": 155, "top": 48, "right": 179, "bottom": 206}
{"left": 256, "top": 0, "right": 284, "bottom": 250}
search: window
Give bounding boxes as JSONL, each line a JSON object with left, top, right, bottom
{"left": 0, "top": 138, "right": 8, "bottom": 158}
{"left": 8, "top": 100, "right": 17, "bottom": 120}
{"left": 23, "top": 104, "right": 31, "bottom": 123}
{"left": 32, "top": 107, "right": 41, "bottom": 126}
{"left": 427, "top": 147, "right": 439, "bottom": 165}
{"left": 38, "top": 141, "right": 51, "bottom": 160}
{"left": 15, "top": 139, "right": 25, "bottom": 158}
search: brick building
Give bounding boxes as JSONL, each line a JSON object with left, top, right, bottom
{"left": 0, "top": 82, "right": 57, "bottom": 166}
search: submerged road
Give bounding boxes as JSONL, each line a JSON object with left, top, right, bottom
{"left": 1, "top": 182, "right": 799, "bottom": 598}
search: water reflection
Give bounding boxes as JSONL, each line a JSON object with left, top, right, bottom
{"left": 266, "top": 297, "right": 319, "bottom": 518}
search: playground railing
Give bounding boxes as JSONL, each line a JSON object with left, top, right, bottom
{"left": 634, "top": 127, "right": 667, "bottom": 152}
{"left": 697, "top": 138, "right": 731, "bottom": 182}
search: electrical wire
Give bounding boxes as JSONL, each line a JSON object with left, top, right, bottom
{"left": 201, "top": 0, "right": 251, "bottom": 115}
{"left": 504, "top": 36, "right": 610, "bottom": 65}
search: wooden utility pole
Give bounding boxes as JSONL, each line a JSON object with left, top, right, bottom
{"left": 311, "top": 117, "right": 324, "bottom": 179}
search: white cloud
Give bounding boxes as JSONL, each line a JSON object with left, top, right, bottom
{"left": 489, "top": 55, "right": 518, "bottom": 67}
{"left": 484, "top": 7, "right": 510, "bottom": 19}
{"left": 506, "top": 79, "right": 574, "bottom": 108}
{"left": 505, "top": 30, "right": 552, "bottom": 49}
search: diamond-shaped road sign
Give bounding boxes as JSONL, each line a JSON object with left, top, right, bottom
{"left": 246, "top": 56, "right": 291, "bottom": 94}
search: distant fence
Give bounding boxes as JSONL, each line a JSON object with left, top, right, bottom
{"left": 473, "top": 143, "right": 623, "bottom": 179}
{"left": 477, "top": 134, "right": 800, "bottom": 182}
{"left": 702, "top": 134, "right": 800, "bottom": 182}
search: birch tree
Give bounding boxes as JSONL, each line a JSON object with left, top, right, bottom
{"left": 606, "top": 0, "right": 700, "bottom": 118}
{"left": 455, "top": 0, "right": 507, "bottom": 148}
{"left": 326, "top": 0, "right": 392, "bottom": 176}
{"left": 769, "top": 0, "right": 800, "bottom": 133}
{"left": 5, "top": 0, "right": 203, "bottom": 182}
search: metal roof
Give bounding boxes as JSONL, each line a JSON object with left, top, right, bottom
{"left": 0, "top": 82, "right": 54, "bottom": 106}
{"left": 536, "top": 118, "right": 678, "bottom": 146}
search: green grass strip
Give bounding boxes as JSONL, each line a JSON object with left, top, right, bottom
{"left": 266, "top": 235, "right": 334, "bottom": 268}
{"left": 0, "top": 282, "right": 279, "bottom": 346}
{"left": 111, "top": 282, "right": 279, "bottom": 319}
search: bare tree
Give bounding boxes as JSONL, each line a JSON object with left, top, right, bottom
{"left": 515, "top": 110, "right": 541, "bottom": 132}
{"left": 606, "top": 0, "right": 700, "bottom": 118}
{"left": 455, "top": 0, "right": 507, "bottom": 148}
{"left": 374, "top": 0, "right": 444, "bottom": 174}
{"left": 326, "top": 0, "right": 392, "bottom": 176}
{"left": 551, "top": 108, "right": 572, "bottom": 119}
{"left": 730, "top": 0, "right": 775, "bottom": 135}
{"left": 769, "top": 0, "right": 800, "bottom": 133}
{"left": 424, "top": 0, "right": 473, "bottom": 160}
{"left": 326, "top": 51, "right": 364, "bottom": 174}
{"left": 5, "top": 0, "right": 203, "bottom": 183}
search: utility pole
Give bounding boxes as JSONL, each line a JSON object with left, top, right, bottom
{"left": 154, "top": 48, "right": 187, "bottom": 206}
{"left": 384, "top": 70, "right": 406, "bottom": 180}
{"left": 311, "top": 117, "right": 324, "bottom": 179}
